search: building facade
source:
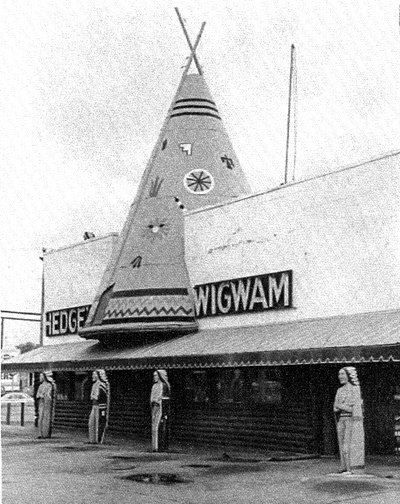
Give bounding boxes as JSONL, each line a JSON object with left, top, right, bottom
{"left": 5, "top": 151, "right": 400, "bottom": 455}
{"left": 3, "top": 28, "right": 399, "bottom": 453}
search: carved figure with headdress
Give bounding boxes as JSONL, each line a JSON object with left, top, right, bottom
{"left": 88, "top": 369, "right": 110, "bottom": 444}
{"left": 36, "top": 371, "right": 57, "bottom": 439}
{"left": 333, "top": 366, "right": 365, "bottom": 474}
{"left": 150, "top": 369, "right": 171, "bottom": 452}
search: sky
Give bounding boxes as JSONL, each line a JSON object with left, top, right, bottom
{"left": 1, "top": 0, "right": 400, "bottom": 346}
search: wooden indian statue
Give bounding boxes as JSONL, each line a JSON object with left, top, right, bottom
{"left": 150, "top": 369, "right": 171, "bottom": 452}
{"left": 88, "top": 369, "right": 110, "bottom": 444}
{"left": 333, "top": 366, "right": 365, "bottom": 474}
{"left": 36, "top": 371, "right": 57, "bottom": 439}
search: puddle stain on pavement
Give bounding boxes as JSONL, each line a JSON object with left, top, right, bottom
{"left": 209, "top": 452, "right": 319, "bottom": 463}
{"left": 53, "top": 445, "right": 104, "bottom": 452}
{"left": 204, "top": 463, "right": 268, "bottom": 475}
{"left": 109, "top": 454, "right": 176, "bottom": 462}
{"left": 215, "top": 454, "right": 263, "bottom": 463}
{"left": 111, "top": 465, "right": 137, "bottom": 471}
{"left": 120, "top": 473, "right": 192, "bottom": 485}
{"left": 181, "top": 464, "right": 212, "bottom": 468}
{"left": 313, "top": 480, "right": 384, "bottom": 495}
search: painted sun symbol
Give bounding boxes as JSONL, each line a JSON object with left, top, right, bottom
{"left": 142, "top": 218, "right": 170, "bottom": 242}
{"left": 184, "top": 169, "right": 214, "bottom": 194}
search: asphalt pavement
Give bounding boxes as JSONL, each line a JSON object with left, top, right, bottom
{"left": 2, "top": 421, "right": 400, "bottom": 504}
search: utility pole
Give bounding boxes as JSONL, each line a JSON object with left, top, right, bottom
{"left": 284, "top": 44, "right": 297, "bottom": 184}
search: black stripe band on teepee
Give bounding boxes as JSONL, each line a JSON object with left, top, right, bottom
{"left": 170, "top": 111, "right": 221, "bottom": 120}
{"left": 173, "top": 104, "right": 219, "bottom": 113}
{"left": 102, "top": 316, "right": 196, "bottom": 325}
{"left": 175, "top": 98, "right": 216, "bottom": 105}
{"left": 112, "top": 288, "right": 189, "bottom": 298}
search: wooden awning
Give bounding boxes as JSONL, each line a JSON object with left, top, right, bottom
{"left": 3, "top": 309, "right": 400, "bottom": 372}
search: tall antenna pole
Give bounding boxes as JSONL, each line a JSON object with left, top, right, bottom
{"left": 39, "top": 249, "right": 46, "bottom": 346}
{"left": 284, "top": 44, "right": 296, "bottom": 184}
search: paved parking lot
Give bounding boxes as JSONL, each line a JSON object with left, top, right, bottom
{"left": 2, "top": 423, "right": 400, "bottom": 504}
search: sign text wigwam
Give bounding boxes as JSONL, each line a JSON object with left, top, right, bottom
{"left": 194, "top": 270, "right": 292, "bottom": 318}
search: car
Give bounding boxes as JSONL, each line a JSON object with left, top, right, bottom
{"left": 1, "top": 392, "right": 34, "bottom": 404}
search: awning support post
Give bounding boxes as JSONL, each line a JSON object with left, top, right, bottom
{"left": 20, "top": 402, "right": 25, "bottom": 426}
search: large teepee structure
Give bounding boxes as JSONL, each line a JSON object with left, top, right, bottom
{"left": 81, "top": 12, "right": 251, "bottom": 342}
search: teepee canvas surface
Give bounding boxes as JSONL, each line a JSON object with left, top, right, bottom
{"left": 137, "top": 73, "right": 251, "bottom": 205}
{"left": 81, "top": 21, "right": 251, "bottom": 341}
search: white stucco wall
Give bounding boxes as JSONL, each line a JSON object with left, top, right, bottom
{"left": 185, "top": 152, "right": 400, "bottom": 329}
{"left": 43, "top": 233, "right": 118, "bottom": 345}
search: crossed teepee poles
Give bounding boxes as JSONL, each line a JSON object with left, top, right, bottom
{"left": 175, "top": 7, "right": 204, "bottom": 75}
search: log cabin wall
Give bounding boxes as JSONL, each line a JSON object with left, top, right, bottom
{"left": 54, "top": 400, "right": 91, "bottom": 430}
{"left": 107, "top": 370, "right": 152, "bottom": 439}
{"left": 309, "top": 362, "right": 400, "bottom": 456}
{"left": 53, "top": 371, "right": 91, "bottom": 431}
{"left": 169, "top": 367, "right": 317, "bottom": 454}
{"left": 51, "top": 367, "right": 316, "bottom": 453}
{"left": 51, "top": 363, "right": 400, "bottom": 455}
{"left": 357, "top": 362, "right": 399, "bottom": 455}
{"left": 171, "top": 405, "right": 314, "bottom": 453}
{"left": 52, "top": 370, "right": 153, "bottom": 437}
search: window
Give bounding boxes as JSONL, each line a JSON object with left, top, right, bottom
{"left": 248, "top": 369, "right": 282, "bottom": 404}
{"left": 74, "top": 372, "right": 90, "bottom": 401}
{"left": 215, "top": 369, "right": 246, "bottom": 404}
{"left": 182, "top": 368, "right": 283, "bottom": 407}
{"left": 54, "top": 372, "right": 75, "bottom": 401}
{"left": 214, "top": 368, "right": 283, "bottom": 406}
{"left": 184, "top": 371, "right": 210, "bottom": 404}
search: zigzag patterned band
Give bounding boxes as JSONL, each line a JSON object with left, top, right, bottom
{"left": 103, "top": 293, "right": 195, "bottom": 324}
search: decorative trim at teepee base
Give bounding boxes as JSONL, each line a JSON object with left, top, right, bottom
{"left": 79, "top": 320, "right": 198, "bottom": 339}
